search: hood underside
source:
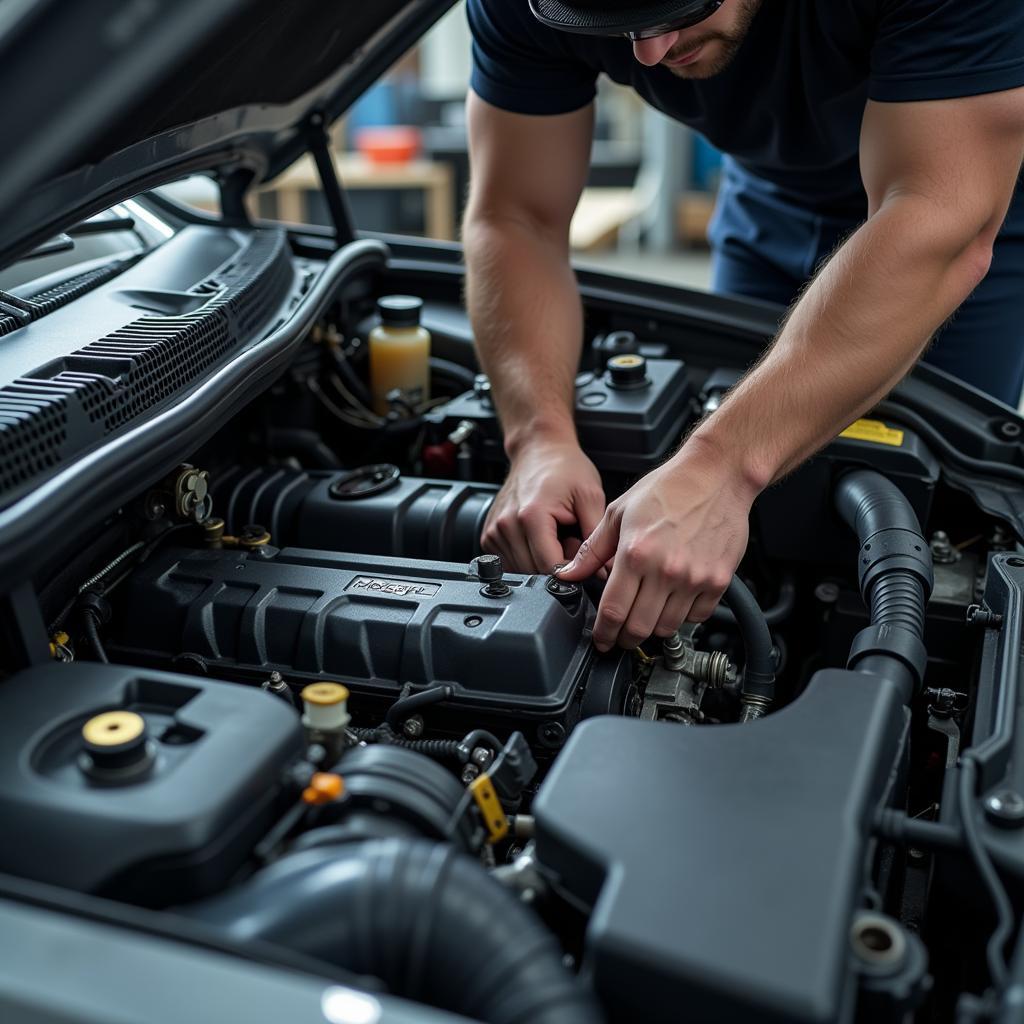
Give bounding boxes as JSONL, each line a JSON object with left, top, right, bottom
{"left": 0, "top": 0, "right": 453, "bottom": 267}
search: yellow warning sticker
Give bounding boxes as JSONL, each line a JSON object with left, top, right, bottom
{"left": 839, "top": 418, "right": 904, "bottom": 447}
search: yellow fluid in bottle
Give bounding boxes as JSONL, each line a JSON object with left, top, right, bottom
{"left": 368, "top": 323, "right": 431, "bottom": 416}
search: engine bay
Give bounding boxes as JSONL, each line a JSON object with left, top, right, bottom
{"left": 1, "top": 225, "right": 1022, "bottom": 1023}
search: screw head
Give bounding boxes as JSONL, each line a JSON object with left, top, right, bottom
{"left": 402, "top": 715, "right": 424, "bottom": 739}
{"left": 537, "top": 721, "right": 567, "bottom": 749}
{"left": 461, "top": 764, "right": 481, "bottom": 785}
{"left": 985, "top": 790, "right": 1024, "bottom": 828}
{"left": 471, "top": 746, "right": 492, "bottom": 767}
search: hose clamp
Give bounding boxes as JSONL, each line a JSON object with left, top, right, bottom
{"left": 847, "top": 623, "right": 928, "bottom": 693}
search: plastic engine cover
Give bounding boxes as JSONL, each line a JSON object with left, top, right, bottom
{"left": 108, "top": 546, "right": 610, "bottom": 733}
{"left": 0, "top": 662, "right": 303, "bottom": 901}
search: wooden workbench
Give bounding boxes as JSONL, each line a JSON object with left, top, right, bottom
{"left": 257, "top": 153, "right": 456, "bottom": 240}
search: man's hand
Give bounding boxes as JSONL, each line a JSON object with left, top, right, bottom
{"left": 481, "top": 439, "right": 605, "bottom": 574}
{"left": 556, "top": 440, "right": 754, "bottom": 651}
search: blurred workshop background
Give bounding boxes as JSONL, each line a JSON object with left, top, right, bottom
{"left": 159, "top": 2, "right": 717, "bottom": 290}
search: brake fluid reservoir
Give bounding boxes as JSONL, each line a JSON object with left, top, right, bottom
{"left": 369, "top": 295, "right": 431, "bottom": 416}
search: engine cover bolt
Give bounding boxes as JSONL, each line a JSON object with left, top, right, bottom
{"left": 471, "top": 746, "right": 493, "bottom": 767}
{"left": 476, "top": 554, "right": 511, "bottom": 598}
{"left": 461, "top": 763, "right": 481, "bottom": 785}
{"left": 402, "top": 715, "right": 425, "bottom": 739}
{"left": 546, "top": 576, "right": 579, "bottom": 599}
{"left": 984, "top": 790, "right": 1024, "bottom": 828}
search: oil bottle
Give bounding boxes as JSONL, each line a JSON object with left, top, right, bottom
{"left": 368, "top": 295, "right": 431, "bottom": 416}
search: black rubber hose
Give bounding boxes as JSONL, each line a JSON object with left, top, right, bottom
{"left": 430, "top": 356, "right": 477, "bottom": 390}
{"left": 182, "top": 839, "right": 602, "bottom": 1024}
{"left": 710, "top": 573, "right": 796, "bottom": 628}
{"left": 834, "top": 470, "right": 933, "bottom": 701}
{"left": 870, "top": 574, "right": 926, "bottom": 636}
{"left": 722, "top": 575, "right": 775, "bottom": 706}
{"left": 385, "top": 685, "right": 453, "bottom": 730}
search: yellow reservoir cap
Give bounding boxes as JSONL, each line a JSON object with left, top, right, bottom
{"left": 301, "top": 682, "right": 350, "bottom": 706}
{"left": 82, "top": 710, "right": 146, "bottom": 748}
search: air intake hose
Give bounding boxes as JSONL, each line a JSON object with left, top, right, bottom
{"left": 183, "top": 838, "right": 602, "bottom": 1024}
{"left": 835, "top": 470, "right": 934, "bottom": 703}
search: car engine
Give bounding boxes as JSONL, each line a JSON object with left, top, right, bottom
{"left": 0, "top": 227, "right": 1019, "bottom": 1024}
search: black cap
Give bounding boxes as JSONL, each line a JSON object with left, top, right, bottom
{"left": 377, "top": 295, "right": 423, "bottom": 328}
{"left": 529, "top": 0, "right": 723, "bottom": 39}
{"left": 608, "top": 353, "right": 650, "bottom": 390}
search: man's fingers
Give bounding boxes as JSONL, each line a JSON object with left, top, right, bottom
{"left": 653, "top": 592, "right": 696, "bottom": 637}
{"left": 483, "top": 520, "right": 533, "bottom": 575}
{"left": 687, "top": 590, "right": 723, "bottom": 624}
{"left": 591, "top": 558, "right": 640, "bottom": 652}
{"left": 574, "top": 487, "right": 606, "bottom": 545}
{"left": 619, "top": 578, "right": 670, "bottom": 650}
{"left": 556, "top": 513, "right": 618, "bottom": 581}
{"left": 523, "top": 509, "right": 568, "bottom": 575}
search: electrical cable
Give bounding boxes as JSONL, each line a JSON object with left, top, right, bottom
{"left": 959, "top": 756, "right": 1014, "bottom": 993}
{"left": 82, "top": 610, "right": 108, "bottom": 664}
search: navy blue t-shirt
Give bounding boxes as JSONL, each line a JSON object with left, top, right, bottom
{"left": 468, "top": 0, "right": 1024, "bottom": 218}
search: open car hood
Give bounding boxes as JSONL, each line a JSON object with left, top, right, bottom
{"left": 0, "top": 0, "right": 454, "bottom": 268}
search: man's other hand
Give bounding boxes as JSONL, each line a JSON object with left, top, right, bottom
{"left": 556, "top": 441, "right": 754, "bottom": 651}
{"left": 481, "top": 440, "right": 606, "bottom": 574}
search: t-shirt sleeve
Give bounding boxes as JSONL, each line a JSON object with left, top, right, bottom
{"left": 869, "top": 0, "right": 1024, "bottom": 102}
{"left": 466, "top": 0, "right": 598, "bottom": 115}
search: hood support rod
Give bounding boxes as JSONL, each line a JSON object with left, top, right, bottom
{"left": 307, "top": 111, "right": 355, "bottom": 247}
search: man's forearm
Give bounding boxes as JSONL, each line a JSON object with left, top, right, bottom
{"left": 685, "top": 194, "right": 996, "bottom": 492}
{"left": 464, "top": 214, "right": 582, "bottom": 456}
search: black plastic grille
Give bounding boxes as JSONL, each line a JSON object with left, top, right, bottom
{"left": 0, "top": 229, "right": 292, "bottom": 504}
{"left": 0, "top": 255, "right": 142, "bottom": 338}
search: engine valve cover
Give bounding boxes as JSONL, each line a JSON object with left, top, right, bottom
{"left": 109, "top": 546, "right": 604, "bottom": 723}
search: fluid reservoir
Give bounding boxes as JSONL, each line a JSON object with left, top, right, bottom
{"left": 369, "top": 295, "right": 431, "bottom": 416}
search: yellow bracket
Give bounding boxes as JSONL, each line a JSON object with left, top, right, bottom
{"left": 469, "top": 773, "right": 509, "bottom": 844}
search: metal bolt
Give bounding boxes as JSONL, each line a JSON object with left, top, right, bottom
{"left": 461, "top": 763, "right": 481, "bottom": 785}
{"left": 984, "top": 790, "right": 1024, "bottom": 828}
{"left": 930, "top": 530, "right": 959, "bottom": 565}
{"left": 471, "top": 746, "right": 493, "bottom": 768}
{"left": 997, "top": 419, "right": 1022, "bottom": 442}
{"left": 814, "top": 581, "right": 840, "bottom": 605}
{"left": 402, "top": 715, "right": 424, "bottom": 739}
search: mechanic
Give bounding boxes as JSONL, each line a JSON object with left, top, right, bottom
{"left": 462, "top": 0, "right": 1024, "bottom": 652}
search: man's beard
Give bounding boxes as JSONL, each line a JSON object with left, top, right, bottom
{"left": 662, "top": 0, "right": 763, "bottom": 79}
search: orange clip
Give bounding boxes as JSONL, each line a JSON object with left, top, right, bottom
{"left": 302, "top": 772, "right": 345, "bottom": 805}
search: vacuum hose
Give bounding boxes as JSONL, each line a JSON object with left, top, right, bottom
{"left": 722, "top": 575, "right": 776, "bottom": 720}
{"left": 834, "top": 470, "right": 934, "bottom": 703}
{"left": 183, "top": 838, "right": 602, "bottom": 1024}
